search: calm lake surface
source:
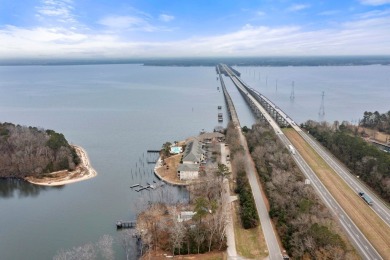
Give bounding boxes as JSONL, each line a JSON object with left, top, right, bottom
{"left": 0, "top": 64, "right": 389, "bottom": 259}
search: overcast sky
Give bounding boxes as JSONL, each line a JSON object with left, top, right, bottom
{"left": 1, "top": 0, "right": 390, "bottom": 59}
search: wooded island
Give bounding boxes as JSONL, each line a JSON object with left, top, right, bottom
{"left": 0, "top": 122, "right": 96, "bottom": 185}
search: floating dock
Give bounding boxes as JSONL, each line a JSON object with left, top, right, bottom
{"left": 218, "top": 113, "right": 223, "bottom": 122}
{"left": 116, "top": 221, "right": 136, "bottom": 229}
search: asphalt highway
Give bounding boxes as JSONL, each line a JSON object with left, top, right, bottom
{"left": 220, "top": 65, "right": 283, "bottom": 259}
{"left": 244, "top": 83, "right": 390, "bottom": 227}
{"left": 298, "top": 130, "right": 390, "bottom": 227}
{"left": 222, "top": 64, "right": 383, "bottom": 259}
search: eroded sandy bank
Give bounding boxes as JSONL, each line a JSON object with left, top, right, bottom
{"left": 25, "top": 145, "right": 97, "bottom": 186}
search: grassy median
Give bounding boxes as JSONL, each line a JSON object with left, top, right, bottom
{"left": 284, "top": 128, "right": 390, "bottom": 259}
{"left": 232, "top": 200, "right": 268, "bottom": 259}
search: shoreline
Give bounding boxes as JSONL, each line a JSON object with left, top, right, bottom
{"left": 153, "top": 157, "right": 188, "bottom": 186}
{"left": 24, "top": 145, "right": 97, "bottom": 186}
{"left": 154, "top": 156, "right": 203, "bottom": 186}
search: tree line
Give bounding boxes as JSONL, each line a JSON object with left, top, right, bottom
{"left": 225, "top": 122, "right": 259, "bottom": 229}
{"left": 361, "top": 110, "right": 390, "bottom": 134}
{"left": 303, "top": 120, "right": 390, "bottom": 203}
{"left": 246, "top": 123, "right": 357, "bottom": 259}
{"left": 0, "top": 122, "right": 80, "bottom": 178}
{"left": 235, "top": 167, "right": 259, "bottom": 229}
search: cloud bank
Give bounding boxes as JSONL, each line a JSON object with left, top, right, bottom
{"left": 1, "top": 0, "right": 390, "bottom": 58}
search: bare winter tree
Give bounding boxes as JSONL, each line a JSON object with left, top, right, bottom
{"left": 168, "top": 206, "right": 186, "bottom": 255}
{"left": 245, "top": 123, "right": 354, "bottom": 258}
{"left": 97, "top": 235, "right": 114, "bottom": 260}
{"left": 53, "top": 234, "right": 115, "bottom": 260}
{"left": 118, "top": 229, "right": 136, "bottom": 260}
{"left": 53, "top": 243, "right": 96, "bottom": 260}
{"left": 0, "top": 123, "right": 80, "bottom": 178}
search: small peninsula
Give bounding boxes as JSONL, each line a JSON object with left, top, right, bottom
{"left": 0, "top": 122, "right": 96, "bottom": 186}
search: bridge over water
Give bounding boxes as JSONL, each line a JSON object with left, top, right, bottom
{"left": 218, "top": 64, "right": 290, "bottom": 127}
{"left": 218, "top": 63, "right": 386, "bottom": 260}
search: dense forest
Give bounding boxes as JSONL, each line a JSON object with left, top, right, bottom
{"left": 303, "top": 120, "right": 390, "bottom": 203}
{"left": 246, "top": 123, "right": 357, "bottom": 259}
{"left": 0, "top": 122, "right": 80, "bottom": 178}
{"left": 360, "top": 110, "right": 390, "bottom": 134}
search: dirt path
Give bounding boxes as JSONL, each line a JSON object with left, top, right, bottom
{"left": 25, "top": 145, "right": 97, "bottom": 186}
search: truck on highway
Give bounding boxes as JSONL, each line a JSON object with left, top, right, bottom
{"left": 288, "top": 145, "right": 296, "bottom": 155}
{"left": 358, "top": 192, "right": 373, "bottom": 206}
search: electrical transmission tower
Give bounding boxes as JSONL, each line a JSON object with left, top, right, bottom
{"left": 290, "top": 81, "right": 295, "bottom": 101}
{"left": 319, "top": 91, "right": 325, "bottom": 120}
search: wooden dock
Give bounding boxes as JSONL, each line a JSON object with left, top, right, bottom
{"left": 147, "top": 150, "right": 160, "bottom": 153}
{"left": 146, "top": 150, "right": 160, "bottom": 163}
{"left": 116, "top": 221, "right": 136, "bottom": 229}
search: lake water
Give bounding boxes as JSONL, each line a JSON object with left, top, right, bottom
{"left": 0, "top": 64, "right": 389, "bottom": 260}
{"left": 237, "top": 65, "right": 390, "bottom": 125}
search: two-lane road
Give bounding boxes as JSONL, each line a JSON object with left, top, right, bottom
{"left": 219, "top": 66, "right": 283, "bottom": 260}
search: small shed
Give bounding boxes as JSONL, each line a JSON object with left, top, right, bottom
{"left": 177, "top": 211, "right": 196, "bottom": 222}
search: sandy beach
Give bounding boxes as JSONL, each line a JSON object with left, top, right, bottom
{"left": 25, "top": 145, "right": 97, "bottom": 186}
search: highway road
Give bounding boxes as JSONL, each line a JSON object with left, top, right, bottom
{"left": 246, "top": 79, "right": 390, "bottom": 227}
{"left": 278, "top": 134, "right": 382, "bottom": 260}
{"left": 238, "top": 129, "right": 284, "bottom": 260}
{"left": 222, "top": 64, "right": 383, "bottom": 260}
{"left": 237, "top": 77, "right": 390, "bottom": 227}
{"left": 218, "top": 66, "right": 283, "bottom": 260}
{"left": 298, "top": 130, "right": 390, "bottom": 227}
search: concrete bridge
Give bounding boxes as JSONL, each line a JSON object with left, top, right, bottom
{"left": 218, "top": 63, "right": 386, "bottom": 260}
{"left": 220, "top": 64, "right": 290, "bottom": 127}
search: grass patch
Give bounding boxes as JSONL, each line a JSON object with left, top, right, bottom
{"left": 283, "top": 128, "right": 390, "bottom": 259}
{"left": 155, "top": 153, "right": 186, "bottom": 184}
{"left": 233, "top": 201, "right": 268, "bottom": 259}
